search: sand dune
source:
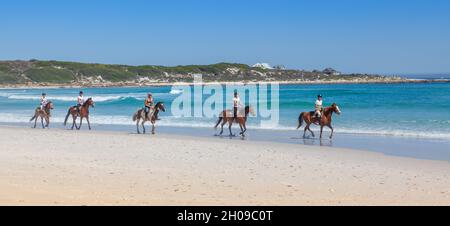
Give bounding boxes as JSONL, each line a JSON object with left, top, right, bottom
{"left": 0, "top": 126, "right": 449, "bottom": 206}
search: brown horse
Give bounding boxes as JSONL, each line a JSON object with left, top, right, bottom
{"left": 30, "top": 101, "right": 54, "bottom": 129}
{"left": 214, "top": 106, "right": 255, "bottom": 137}
{"left": 132, "top": 102, "right": 166, "bottom": 134}
{"left": 64, "top": 98, "right": 95, "bottom": 130}
{"left": 297, "top": 103, "right": 341, "bottom": 139}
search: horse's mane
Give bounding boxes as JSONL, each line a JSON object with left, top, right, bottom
{"left": 323, "top": 104, "right": 337, "bottom": 115}
{"left": 83, "top": 98, "right": 92, "bottom": 107}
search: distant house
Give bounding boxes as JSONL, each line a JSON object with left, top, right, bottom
{"left": 273, "top": 65, "right": 286, "bottom": 70}
{"left": 252, "top": 63, "right": 273, "bottom": 70}
{"left": 323, "top": 68, "right": 341, "bottom": 76}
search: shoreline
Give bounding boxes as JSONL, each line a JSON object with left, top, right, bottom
{"left": 1, "top": 78, "right": 449, "bottom": 89}
{"left": 2, "top": 122, "right": 450, "bottom": 162}
{"left": 1, "top": 126, "right": 449, "bottom": 205}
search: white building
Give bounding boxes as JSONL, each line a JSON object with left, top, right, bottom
{"left": 252, "top": 63, "right": 273, "bottom": 70}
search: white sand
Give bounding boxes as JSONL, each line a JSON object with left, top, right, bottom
{"left": 0, "top": 126, "right": 449, "bottom": 206}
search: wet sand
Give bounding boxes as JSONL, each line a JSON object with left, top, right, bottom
{"left": 0, "top": 126, "right": 449, "bottom": 205}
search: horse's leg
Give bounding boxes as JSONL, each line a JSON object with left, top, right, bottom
{"left": 243, "top": 123, "right": 247, "bottom": 135}
{"left": 41, "top": 117, "right": 45, "bottom": 129}
{"left": 303, "top": 126, "right": 308, "bottom": 138}
{"left": 86, "top": 116, "right": 92, "bottom": 130}
{"left": 239, "top": 123, "right": 244, "bottom": 136}
{"left": 71, "top": 115, "right": 77, "bottom": 130}
{"left": 228, "top": 122, "right": 234, "bottom": 136}
{"left": 142, "top": 121, "right": 146, "bottom": 134}
{"left": 308, "top": 126, "right": 315, "bottom": 137}
{"left": 136, "top": 119, "right": 141, "bottom": 134}
{"left": 328, "top": 125, "right": 334, "bottom": 139}
{"left": 220, "top": 120, "right": 226, "bottom": 135}
{"left": 33, "top": 115, "right": 38, "bottom": 128}
{"left": 43, "top": 116, "right": 48, "bottom": 128}
{"left": 320, "top": 126, "right": 324, "bottom": 139}
{"left": 152, "top": 123, "right": 155, "bottom": 135}
{"left": 78, "top": 117, "right": 83, "bottom": 130}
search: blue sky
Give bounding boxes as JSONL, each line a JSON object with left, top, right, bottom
{"left": 1, "top": 0, "right": 449, "bottom": 74}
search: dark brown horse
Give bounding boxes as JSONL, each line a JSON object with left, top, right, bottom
{"left": 132, "top": 102, "right": 166, "bottom": 134}
{"left": 297, "top": 103, "right": 341, "bottom": 139}
{"left": 64, "top": 98, "right": 95, "bottom": 130}
{"left": 30, "top": 101, "right": 54, "bottom": 129}
{"left": 214, "top": 106, "right": 255, "bottom": 137}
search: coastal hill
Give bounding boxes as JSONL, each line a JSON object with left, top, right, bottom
{"left": 0, "top": 60, "right": 405, "bottom": 87}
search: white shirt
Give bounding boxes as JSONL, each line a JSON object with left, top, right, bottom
{"left": 233, "top": 97, "right": 241, "bottom": 108}
{"left": 78, "top": 96, "right": 85, "bottom": 105}
{"left": 315, "top": 100, "right": 323, "bottom": 110}
{"left": 41, "top": 97, "right": 48, "bottom": 106}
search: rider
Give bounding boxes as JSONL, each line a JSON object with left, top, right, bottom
{"left": 144, "top": 93, "right": 154, "bottom": 120}
{"left": 77, "top": 91, "right": 85, "bottom": 113}
{"left": 233, "top": 91, "right": 242, "bottom": 120}
{"left": 314, "top": 94, "right": 323, "bottom": 120}
{"left": 40, "top": 93, "right": 48, "bottom": 111}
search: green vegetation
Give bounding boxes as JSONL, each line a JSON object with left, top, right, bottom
{"left": 25, "top": 68, "right": 75, "bottom": 83}
{"left": 0, "top": 60, "right": 393, "bottom": 86}
{"left": 0, "top": 71, "right": 17, "bottom": 83}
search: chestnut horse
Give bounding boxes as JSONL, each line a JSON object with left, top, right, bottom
{"left": 132, "top": 102, "right": 166, "bottom": 134}
{"left": 214, "top": 106, "right": 255, "bottom": 137}
{"left": 30, "top": 101, "right": 54, "bottom": 129}
{"left": 64, "top": 98, "right": 95, "bottom": 130}
{"left": 297, "top": 103, "right": 341, "bottom": 139}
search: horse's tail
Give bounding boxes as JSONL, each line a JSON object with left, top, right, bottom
{"left": 64, "top": 108, "right": 71, "bottom": 126}
{"left": 297, "top": 113, "right": 304, "bottom": 130}
{"left": 214, "top": 116, "right": 223, "bottom": 130}
{"left": 132, "top": 109, "right": 140, "bottom": 122}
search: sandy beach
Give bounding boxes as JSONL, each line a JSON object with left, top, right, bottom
{"left": 0, "top": 126, "right": 449, "bottom": 206}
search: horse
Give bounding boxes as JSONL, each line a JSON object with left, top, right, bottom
{"left": 132, "top": 102, "right": 166, "bottom": 135}
{"left": 30, "top": 101, "right": 54, "bottom": 129}
{"left": 214, "top": 106, "right": 255, "bottom": 137}
{"left": 63, "top": 98, "right": 95, "bottom": 130}
{"left": 297, "top": 103, "right": 341, "bottom": 139}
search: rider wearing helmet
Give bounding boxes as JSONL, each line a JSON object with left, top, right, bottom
{"left": 144, "top": 93, "right": 154, "bottom": 120}
{"left": 314, "top": 95, "right": 323, "bottom": 120}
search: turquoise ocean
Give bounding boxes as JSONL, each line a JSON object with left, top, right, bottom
{"left": 1, "top": 83, "right": 449, "bottom": 139}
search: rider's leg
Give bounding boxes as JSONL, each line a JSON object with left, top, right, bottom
{"left": 144, "top": 106, "right": 150, "bottom": 119}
